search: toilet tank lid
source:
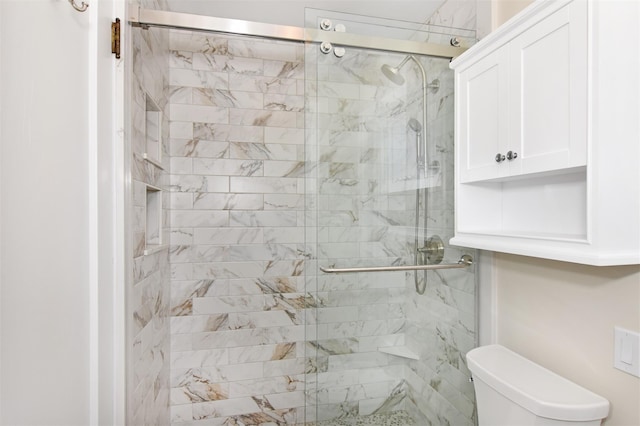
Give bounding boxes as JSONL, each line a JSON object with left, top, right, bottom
{"left": 467, "top": 345, "right": 610, "bottom": 422}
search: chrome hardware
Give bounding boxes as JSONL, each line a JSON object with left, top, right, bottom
{"left": 129, "top": 7, "right": 467, "bottom": 59}
{"left": 320, "top": 19, "right": 332, "bottom": 31}
{"left": 450, "top": 37, "right": 461, "bottom": 47}
{"left": 69, "top": 0, "right": 89, "bottom": 12}
{"left": 507, "top": 150, "right": 518, "bottom": 160}
{"left": 320, "top": 254, "right": 473, "bottom": 273}
{"left": 334, "top": 24, "right": 346, "bottom": 33}
{"left": 495, "top": 153, "right": 506, "bottom": 163}
{"left": 320, "top": 41, "right": 332, "bottom": 54}
{"left": 417, "top": 235, "right": 445, "bottom": 264}
{"left": 332, "top": 24, "right": 346, "bottom": 57}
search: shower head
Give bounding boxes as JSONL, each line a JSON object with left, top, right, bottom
{"left": 381, "top": 55, "right": 412, "bottom": 85}
{"left": 381, "top": 63, "right": 406, "bottom": 85}
{"left": 408, "top": 118, "right": 422, "bottom": 133}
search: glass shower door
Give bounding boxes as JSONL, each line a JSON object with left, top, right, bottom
{"left": 304, "top": 10, "right": 478, "bottom": 426}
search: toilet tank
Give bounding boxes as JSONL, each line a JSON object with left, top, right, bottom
{"left": 467, "top": 345, "right": 610, "bottom": 426}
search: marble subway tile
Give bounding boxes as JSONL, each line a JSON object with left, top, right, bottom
{"left": 264, "top": 390, "right": 305, "bottom": 410}
{"left": 191, "top": 261, "right": 265, "bottom": 279}
{"left": 228, "top": 342, "right": 296, "bottom": 364}
{"left": 170, "top": 228, "right": 195, "bottom": 245}
{"left": 263, "top": 160, "right": 306, "bottom": 178}
{"left": 229, "top": 375, "right": 304, "bottom": 398}
{"left": 192, "top": 295, "right": 268, "bottom": 314}
{"left": 230, "top": 211, "right": 298, "bottom": 227}
{"left": 194, "top": 123, "right": 264, "bottom": 143}
{"left": 264, "top": 60, "right": 304, "bottom": 80}
{"left": 230, "top": 142, "right": 299, "bottom": 161}
{"left": 264, "top": 194, "right": 304, "bottom": 210}
{"left": 229, "top": 74, "right": 298, "bottom": 95}
{"left": 229, "top": 109, "right": 298, "bottom": 128}
{"left": 264, "top": 127, "right": 304, "bottom": 145}
{"left": 170, "top": 174, "right": 229, "bottom": 193}
{"left": 193, "top": 227, "right": 263, "bottom": 245}
{"left": 226, "top": 277, "right": 300, "bottom": 296}
{"left": 192, "top": 53, "right": 264, "bottom": 74}
{"left": 228, "top": 39, "right": 300, "bottom": 62}
{"left": 193, "top": 158, "right": 263, "bottom": 177}
{"left": 169, "top": 50, "right": 193, "bottom": 69}
{"left": 170, "top": 68, "right": 229, "bottom": 91}
{"left": 170, "top": 32, "right": 229, "bottom": 54}
{"left": 192, "top": 88, "right": 264, "bottom": 109}
{"left": 171, "top": 104, "right": 229, "bottom": 124}
{"left": 170, "top": 138, "right": 229, "bottom": 159}
{"left": 193, "top": 193, "right": 264, "bottom": 210}
{"left": 170, "top": 210, "right": 229, "bottom": 228}
{"left": 230, "top": 176, "right": 298, "bottom": 194}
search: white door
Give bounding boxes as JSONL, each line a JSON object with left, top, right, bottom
{"left": 457, "top": 44, "right": 510, "bottom": 183}
{"left": 0, "top": 1, "right": 124, "bottom": 424}
{"left": 509, "top": 0, "right": 588, "bottom": 175}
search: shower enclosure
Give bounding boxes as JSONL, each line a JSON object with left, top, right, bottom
{"left": 127, "top": 4, "right": 477, "bottom": 425}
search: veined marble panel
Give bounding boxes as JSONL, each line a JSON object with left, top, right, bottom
{"left": 193, "top": 123, "right": 264, "bottom": 143}
{"left": 169, "top": 138, "right": 230, "bottom": 159}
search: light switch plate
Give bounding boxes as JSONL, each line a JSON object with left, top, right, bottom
{"left": 614, "top": 326, "right": 640, "bottom": 377}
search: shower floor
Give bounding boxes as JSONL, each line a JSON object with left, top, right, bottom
{"left": 306, "top": 411, "right": 415, "bottom": 426}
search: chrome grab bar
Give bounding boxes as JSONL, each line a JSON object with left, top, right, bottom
{"left": 320, "top": 254, "right": 473, "bottom": 274}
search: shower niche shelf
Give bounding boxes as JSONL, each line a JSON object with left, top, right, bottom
{"left": 144, "top": 183, "right": 166, "bottom": 256}
{"left": 378, "top": 346, "right": 420, "bottom": 360}
{"left": 450, "top": 0, "right": 640, "bottom": 266}
{"left": 144, "top": 94, "right": 163, "bottom": 169}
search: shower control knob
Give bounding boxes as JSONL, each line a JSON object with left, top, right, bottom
{"left": 506, "top": 150, "right": 518, "bottom": 160}
{"left": 495, "top": 153, "right": 506, "bottom": 163}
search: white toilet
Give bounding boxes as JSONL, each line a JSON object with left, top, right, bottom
{"left": 467, "top": 345, "right": 610, "bottom": 426}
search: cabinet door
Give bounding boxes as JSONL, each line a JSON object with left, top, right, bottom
{"left": 509, "top": 0, "right": 588, "bottom": 175}
{"left": 457, "top": 45, "right": 510, "bottom": 182}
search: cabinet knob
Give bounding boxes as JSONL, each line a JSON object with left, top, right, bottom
{"left": 495, "top": 153, "right": 506, "bottom": 163}
{"left": 507, "top": 151, "right": 518, "bottom": 160}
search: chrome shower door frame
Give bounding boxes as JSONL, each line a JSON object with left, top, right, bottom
{"left": 128, "top": 6, "right": 467, "bottom": 59}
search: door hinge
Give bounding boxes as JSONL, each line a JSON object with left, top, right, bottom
{"left": 111, "top": 18, "right": 121, "bottom": 59}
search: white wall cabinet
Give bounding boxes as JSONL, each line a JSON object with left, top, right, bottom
{"left": 458, "top": 0, "right": 587, "bottom": 183}
{"left": 450, "top": 0, "right": 640, "bottom": 266}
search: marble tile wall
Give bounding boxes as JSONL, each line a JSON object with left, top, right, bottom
{"left": 129, "top": 0, "right": 172, "bottom": 423}
{"left": 167, "top": 31, "right": 309, "bottom": 425}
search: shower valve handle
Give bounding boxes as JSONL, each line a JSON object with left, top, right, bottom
{"left": 495, "top": 153, "right": 506, "bottom": 163}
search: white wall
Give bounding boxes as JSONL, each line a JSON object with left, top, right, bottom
{"left": 495, "top": 254, "right": 640, "bottom": 426}
{"left": 1, "top": 2, "right": 90, "bottom": 423}
{"left": 0, "top": 1, "right": 123, "bottom": 424}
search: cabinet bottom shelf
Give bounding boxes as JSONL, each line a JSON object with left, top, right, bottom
{"left": 450, "top": 234, "right": 639, "bottom": 266}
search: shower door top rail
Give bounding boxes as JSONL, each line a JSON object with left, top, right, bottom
{"left": 128, "top": 6, "right": 468, "bottom": 59}
{"left": 320, "top": 255, "right": 473, "bottom": 273}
